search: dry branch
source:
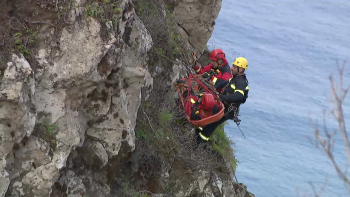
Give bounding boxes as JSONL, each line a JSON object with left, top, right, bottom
{"left": 309, "top": 60, "right": 350, "bottom": 195}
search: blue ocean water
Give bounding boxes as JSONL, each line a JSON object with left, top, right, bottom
{"left": 208, "top": 0, "right": 350, "bottom": 196}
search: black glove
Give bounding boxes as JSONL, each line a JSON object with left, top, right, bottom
{"left": 202, "top": 70, "right": 214, "bottom": 78}
{"left": 202, "top": 72, "right": 210, "bottom": 78}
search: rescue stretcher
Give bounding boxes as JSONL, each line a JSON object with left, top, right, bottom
{"left": 174, "top": 72, "right": 225, "bottom": 128}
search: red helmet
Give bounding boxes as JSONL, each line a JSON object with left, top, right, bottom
{"left": 209, "top": 49, "right": 225, "bottom": 61}
{"left": 201, "top": 94, "right": 215, "bottom": 111}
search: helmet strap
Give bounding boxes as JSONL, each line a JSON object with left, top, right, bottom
{"left": 216, "top": 59, "right": 223, "bottom": 66}
{"left": 234, "top": 67, "right": 244, "bottom": 77}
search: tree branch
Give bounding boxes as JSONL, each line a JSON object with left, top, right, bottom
{"left": 310, "top": 60, "right": 350, "bottom": 195}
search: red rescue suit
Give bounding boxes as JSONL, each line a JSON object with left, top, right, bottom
{"left": 194, "top": 60, "right": 232, "bottom": 93}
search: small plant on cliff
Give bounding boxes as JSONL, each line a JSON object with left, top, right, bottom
{"left": 12, "top": 29, "right": 37, "bottom": 58}
{"left": 84, "top": 0, "right": 123, "bottom": 26}
{"left": 160, "top": 109, "right": 173, "bottom": 125}
{"left": 0, "top": 4, "right": 42, "bottom": 70}
{"left": 34, "top": 118, "right": 59, "bottom": 145}
{"left": 135, "top": 129, "right": 148, "bottom": 141}
{"left": 134, "top": 0, "right": 191, "bottom": 64}
{"left": 85, "top": 3, "right": 103, "bottom": 18}
{"left": 210, "top": 121, "right": 239, "bottom": 171}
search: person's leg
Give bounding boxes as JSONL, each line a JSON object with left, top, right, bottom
{"left": 195, "top": 116, "right": 228, "bottom": 145}
{"left": 202, "top": 117, "right": 227, "bottom": 138}
{"left": 195, "top": 128, "right": 205, "bottom": 144}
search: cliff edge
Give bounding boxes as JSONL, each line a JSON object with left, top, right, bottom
{"left": 0, "top": 0, "right": 254, "bottom": 196}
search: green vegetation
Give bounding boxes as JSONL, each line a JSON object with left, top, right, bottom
{"left": 0, "top": 25, "right": 37, "bottom": 64}
{"left": 11, "top": 29, "right": 37, "bottom": 58}
{"left": 210, "top": 121, "right": 239, "bottom": 170}
{"left": 135, "top": 129, "right": 148, "bottom": 141}
{"left": 85, "top": 3, "right": 104, "bottom": 18}
{"left": 34, "top": 118, "right": 59, "bottom": 146}
{"left": 121, "top": 182, "right": 150, "bottom": 197}
{"left": 134, "top": 0, "right": 191, "bottom": 64}
{"left": 160, "top": 109, "right": 173, "bottom": 125}
{"left": 134, "top": 0, "right": 158, "bottom": 20}
{"left": 83, "top": 0, "right": 123, "bottom": 27}
{"left": 133, "top": 98, "right": 237, "bottom": 195}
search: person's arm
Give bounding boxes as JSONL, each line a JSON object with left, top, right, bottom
{"left": 190, "top": 110, "right": 201, "bottom": 120}
{"left": 213, "top": 71, "right": 232, "bottom": 85}
{"left": 219, "top": 80, "right": 246, "bottom": 103}
{"left": 194, "top": 63, "right": 213, "bottom": 74}
{"left": 214, "top": 79, "right": 229, "bottom": 90}
{"left": 211, "top": 105, "right": 220, "bottom": 115}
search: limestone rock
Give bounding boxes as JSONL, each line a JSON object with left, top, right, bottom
{"left": 174, "top": 0, "right": 222, "bottom": 53}
{"left": 197, "top": 170, "right": 210, "bottom": 193}
{"left": 36, "top": 17, "right": 116, "bottom": 90}
{"left": 222, "top": 180, "right": 237, "bottom": 197}
{"left": 0, "top": 54, "right": 35, "bottom": 197}
{"left": 58, "top": 167, "right": 110, "bottom": 197}
{"left": 233, "top": 182, "right": 255, "bottom": 197}
{"left": 35, "top": 89, "right": 66, "bottom": 123}
{"left": 84, "top": 44, "right": 152, "bottom": 157}
{"left": 81, "top": 86, "right": 111, "bottom": 120}
{"left": 11, "top": 163, "right": 59, "bottom": 197}
{"left": 51, "top": 107, "right": 87, "bottom": 169}
{"left": 57, "top": 170, "right": 86, "bottom": 195}
{"left": 80, "top": 139, "right": 108, "bottom": 168}
{"left": 3, "top": 1, "right": 153, "bottom": 195}
{"left": 5, "top": 136, "right": 51, "bottom": 180}
{"left": 124, "top": 14, "right": 153, "bottom": 64}
{"left": 176, "top": 183, "right": 194, "bottom": 197}
{"left": 0, "top": 164, "right": 9, "bottom": 197}
{"left": 169, "top": 60, "right": 187, "bottom": 85}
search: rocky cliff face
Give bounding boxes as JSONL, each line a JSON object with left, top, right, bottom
{"left": 0, "top": 0, "right": 254, "bottom": 196}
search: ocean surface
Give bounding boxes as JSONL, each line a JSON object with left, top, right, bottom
{"left": 207, "top": 0, "right": 350, "bottom": 196}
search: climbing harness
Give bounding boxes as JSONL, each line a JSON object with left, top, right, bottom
{"left": 223, "top": 103, "right": 246, "bottom": 139}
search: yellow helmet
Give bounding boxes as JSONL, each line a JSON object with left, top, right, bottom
{"left": 233, "top": 57, "right": 248, "bottom": 70}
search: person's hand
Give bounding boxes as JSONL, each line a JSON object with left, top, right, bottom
{"left": 193, "top": 62, "right": 201, "bottom": 70}
{"left": 202, "top": 72, "right": 210, "bottom": 78}
{"left": 202, "top": 70, "right": 214, "bottom": 78}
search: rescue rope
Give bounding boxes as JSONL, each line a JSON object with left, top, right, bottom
{"left": 185, "top": 72, "right": 192, "bottom": 114}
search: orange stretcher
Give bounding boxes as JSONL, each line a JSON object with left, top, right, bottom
{"left": 174, "top": 72, "right": 225, "bottom": 128}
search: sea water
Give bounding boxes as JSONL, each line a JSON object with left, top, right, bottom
{"left": 208, "top": 0, "right": 350, "bottom": 196}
